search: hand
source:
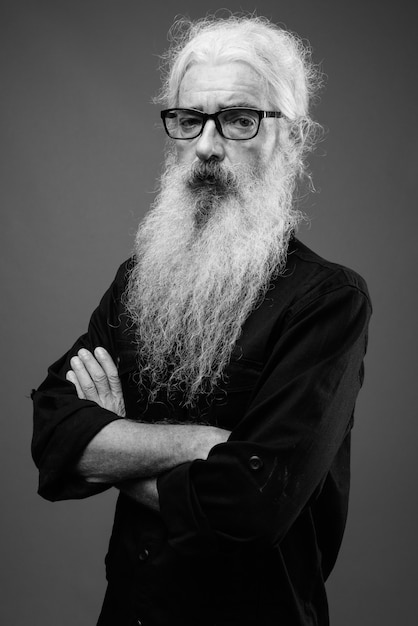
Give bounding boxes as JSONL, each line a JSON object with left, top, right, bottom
{"left": 66, "top": 347, "right": 126, "bottom": 417}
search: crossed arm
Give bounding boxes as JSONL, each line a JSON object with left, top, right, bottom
{"left": 66, "top": 347, "right": 230, "bottom": 511}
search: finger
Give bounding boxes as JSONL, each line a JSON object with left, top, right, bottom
{"left": 66, "top": 370, "right": 86, "bottom": 400}
{"left": 94, "top": 347, "right": 123, "bottom": 394}
{"left": 70, "top": 355, "right": 100, "bottom": 402}
{"left": 77, "top": 348, "right": 111, "bottom": 396}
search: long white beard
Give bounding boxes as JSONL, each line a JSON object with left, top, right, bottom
{"left": 124, "top": 149, "right": 302, "bottom": 408}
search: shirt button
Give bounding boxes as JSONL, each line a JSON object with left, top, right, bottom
{"left": 249, "top": 455, "right": 263, "bottom": 471}
{"left": 138, "top": 548, "right": 149, "bottom": 562}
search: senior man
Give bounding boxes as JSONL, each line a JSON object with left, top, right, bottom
{"left": 32, "top": 15, "right": 372, "bottom": 626}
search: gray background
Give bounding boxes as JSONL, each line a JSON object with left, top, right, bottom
{"left": 1, "top": 0, "right": 417, "bottom": 624}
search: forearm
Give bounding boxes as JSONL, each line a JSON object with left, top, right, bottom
{"left": 117, "top": 477, "right": 160, "bottom": 511}
{"left": 76, "top": 418, "right": 230, "bottom": 483}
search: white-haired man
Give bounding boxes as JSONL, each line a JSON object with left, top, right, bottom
{"left": 32, "top": 15, "right": 371, "bottom": 626}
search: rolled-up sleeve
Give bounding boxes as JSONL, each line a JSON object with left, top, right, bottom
{"left": 32, "top": 264, "right": 129, "bottom": 502}
{"left": 157, "top": 280, "right": 372, "bottom": 556}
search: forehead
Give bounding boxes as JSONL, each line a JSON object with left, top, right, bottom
{"left": 178, "top": 61, "right": 268, "bottom": 111}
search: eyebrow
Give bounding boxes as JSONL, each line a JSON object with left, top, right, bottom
{"left": 222, "top": 102, "right": 260, "bottom": 110}
{"left": 185, "top": 101, "right": 261, "bottom": 112}
{"left": 227, "top": 100, "right": 260, "bottom": 108}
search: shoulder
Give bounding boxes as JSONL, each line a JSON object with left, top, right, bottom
{"left": 234, "top": 239, "right": 371, "bottom": 363}
{"left": 93, "top": 258, "right": 134, "bottom": 323}
{"left": 99, "top": 258, "right": 135, "bottom": 305}
{"left": 113, "top": 258, "right": 135, "bottom": 289}
{"left": 274, "top": 237, "right": 372, "bottom": 314}
{"left": 289, "top": 238, "right": 369, "bottom": 292}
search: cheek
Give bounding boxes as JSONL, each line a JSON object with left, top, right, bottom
{"left": 235, "top": 145, "right": 270, "bottom": 170}
{"left": 252, "top": 125, "right": 280, "bottom": 163}
{"left": 175, "top": 142, "right": 194, "bottom": 164}
{"left": 229, "top": 129, "right": 277, "bottom": 167}
{"left": 225, "top": 143, "right": 258, "bottom": 167}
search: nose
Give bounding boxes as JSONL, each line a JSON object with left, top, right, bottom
{"left": 195, "top": 119, "right": 225, "bottom": 162}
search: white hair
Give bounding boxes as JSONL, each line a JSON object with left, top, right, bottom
{"left": 124, "top": 149, "right": 302, "bottom": 408}
{"left": 122, "top": 15, "right": 323, "bottom": 408}
{"left": 156, "top": 14, "right": 323, "bottom": 177}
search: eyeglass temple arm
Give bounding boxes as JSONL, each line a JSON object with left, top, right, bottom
{"left": 263, "top": 111, "right": 283, "bottom": 119}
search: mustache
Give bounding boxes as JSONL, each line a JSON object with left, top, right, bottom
{"left": 187, "top": 159, "right": 238, "bottom": 195}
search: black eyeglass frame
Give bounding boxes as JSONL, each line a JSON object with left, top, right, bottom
{"left": 160, "top": 107, "right": 283, "bottom": 141}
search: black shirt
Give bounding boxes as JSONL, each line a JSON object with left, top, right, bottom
{"left": 32, "top": 238, "right": 372, "bottom": 626}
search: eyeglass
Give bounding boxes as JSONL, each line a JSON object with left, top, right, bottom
{"left": 161, "top": 107, "right": 282, "bottom": 141}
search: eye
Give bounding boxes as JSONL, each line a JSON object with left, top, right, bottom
{"left": 222, "top": 109, "right": 258, "bottom": 130}
{"left": 236, "top": 116, "right": 254, "bottom": 127}
{"left": 229, "top": 112, "right": 255, "bottom": 123}
{"left": 180, "top": 117, "right": 200, "bottom": 127}
{"left": 178, "top": 114, "right": 202, "bottom": 131}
